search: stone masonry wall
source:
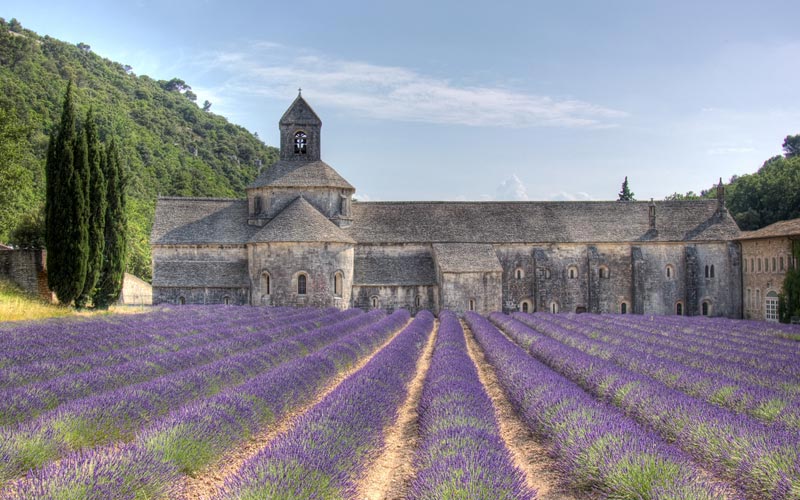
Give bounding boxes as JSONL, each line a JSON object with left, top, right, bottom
{"left": 0, "top": 249, "right": 52, "bottom": 301}
{"left": 741, "top": 237, "right": 793, "bottom": 320}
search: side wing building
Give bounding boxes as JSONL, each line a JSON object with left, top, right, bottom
{"left": 151, "top": 95, "right": 743, "bottom": 317}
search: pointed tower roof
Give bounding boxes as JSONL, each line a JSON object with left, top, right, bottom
{"left": 280, "top": 92, "right": 321, "bottom": 126}
{"left": 249, "top": 196, "right": 355, "bottom": 244}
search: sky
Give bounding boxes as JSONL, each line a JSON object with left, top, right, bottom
{"left": 4, "top": 0, "right": 800, "bottom": 202}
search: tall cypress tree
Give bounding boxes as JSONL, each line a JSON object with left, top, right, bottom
{"left": 93, "top": 138, "right": 127, "bottom": 309}
{"left": 46, "top": 81, "right": 88, "bottom": 305}
{"left": 76, "top": 108, "right": 106, "bottom": 308}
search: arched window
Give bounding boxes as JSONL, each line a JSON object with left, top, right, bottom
{"left": 747, "top": 288, "right": 752, "bottom": 309}
{"left": 178, "top": 296, "right": 185, "bottom": 305}
{"left": 756, "top": 289, "right": 761, "bottom": 309}
{"left": 710, "top": 265, "right": 715, "bottom": 278}
{"left": 665, "top": 265, "right": 674, "bottom": 279}
{"left": 294, "top": 131, "right": 307, "bottom": 154}
{"left": 415, "top": 295, "right": 421, "bottom": 308}
{"left": 297, "top": 274, "right": 307, "bottom": 295}
{"left": 550, "top": 301, "right": 559, "bottom": 313}
{"left": 262, "top": 271, "right": 271, "bottom": 295}
{"left": 750, "top": 258, "right": 754, "bottom": 273}
{"left": 253, "top": 196, "right": 262, "bottom": 215}
{"left": 568, "top": 266, "right": 578, "bottom": 279}
{"left": 371, "top": 296, "right": 379, "bottom": 309}
{"left": 744, "top": 259, "right": 748, "bottom": 273}
{"left": 544, "top": 269, "right": 551, "bottom": 279}
{"left": 758, "top": 258, "right": 762, "bottom": 272}
{"left": 780, "top": 256, "right": 785, "bottom": 271}
{"left": 333, "top": 271, "right": 343, "bottom": 297}
{"left": 515, "top": 268, "right": 524, "bottom": 280}
{"left": 676, "top": 302, "right": 683, "bottom": 316}
{"left": 223, "top": 296, "right": 230, "bottom": 305}
{"left": 704, "top": 265, "right": 709, "bottom": 278}
{"left": 522, "top": 302, "right": 529, "bottom": 313}
{"left": 620, "top": 302, "right": 628, "bottom": 314}
{"left": 468, "top": 299, "right": 476, "bottom": 312}
{"left": 772, "top": 257, "right": 777, "bottom": 273}
{"left": 599, "top": 266, "right": 609, "bottom": 279}
{"left": 702, "top": 301, "right": 710, "bottom": 316}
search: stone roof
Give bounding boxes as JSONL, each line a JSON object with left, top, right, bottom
{"left": 433, "top": 244, "right": 503, "bottom": 273}
{"left": 247, "top": 160, "right": 354, "bottom": 190}
{"left": 249, "top": 197, "right": 356, "bottom": 244}
{"left": 154, "top": 261, "right": 250, "bottom": 287}
{"left": 347, "top": 200, "right": 741, "bottom": 244}
{"left": 280, "top": 94, "right": 321, "bottom": 125}
{"left": 151, "top": 198, "right": 256, "bottom": 245}
{"left": 353, "top": 253, "right": 436, "bottom": 285}
{"left": 736, "top": 218, "right": 800, "bottom": 240}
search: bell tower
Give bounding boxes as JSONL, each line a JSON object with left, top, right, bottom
{"left": 279, "top": 90, "right": 321, "bottom": 162}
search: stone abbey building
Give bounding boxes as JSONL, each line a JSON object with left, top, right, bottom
{"left": 151, "top": 94, "right": 743, "bottom": 317}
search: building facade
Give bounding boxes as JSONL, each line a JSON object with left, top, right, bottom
{"left": 738, "top": 219, "right": 800, "bottom": 321}
{"left": 151, "top": 95, "right": 744, "bottom": 317}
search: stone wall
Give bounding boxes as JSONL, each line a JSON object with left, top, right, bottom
{"left": 438, "top": 271, "right": 502, "bottom": 315}
{"left": 119, "top": 273, "right": 152, "bottom": 305}
{"left": 0, "top": 249, "right": 52, "bottom": 301}
{"left": 248, "top": 242, "right": 354, "bottom": 309}
{"left": 248, "top": 187, "right": 353, "bottom": 225}
{"left": 352, "top": 284, "right": 438, "bottom": 314}
{"left": 741, "top": 237, "right": 793, "bottom": 320}
{"left": 153, "top": 286, "right": 249, "bottom": 305}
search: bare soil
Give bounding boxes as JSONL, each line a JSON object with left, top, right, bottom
{"left": 173, "top": 319, "right": 413, "bottom": 500}
{"left": 461, "top": 320, "right": 586, "bottom": 500}
{"left": 355, "top": 319, "right": 439, "bottom": 500}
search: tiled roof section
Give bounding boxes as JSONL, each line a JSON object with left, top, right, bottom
{"left": 151, "top": 198, "right": 255, "bottom": 245}
{"left": 280, "top": 95, "right": 321, "bottom": 125}
{"left": 153, "top": 261, "right": 250, "bottom": 287}
{"left": 353, "top": 253, "right": 437, "bottom": 285}
{"left": 433, "top": 243, "right": 503, "bottom": 273}
{"left": 247, "top": 160, "right": 354, "bottom": 190}
{"left": 347, "top": 201, "right": 741, "bottom": 243}
{"left": 736, "top": 218, "right": 800, "bottom": 240}
{"left": 249, "top": 197, "right": 356, "bottom": 244}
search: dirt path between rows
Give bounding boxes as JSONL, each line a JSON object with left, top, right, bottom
{"left": 355, "top": 319, "right": 439, "bottom": 500}
{"left": 462, "top": 320, "right": 584, "bottom": 500}
{"left": 174, "top": 319, "right": 413, "bottom": 500}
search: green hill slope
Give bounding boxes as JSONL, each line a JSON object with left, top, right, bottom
{"left": 0, "top": 17, "right": 278, "bottom": 280}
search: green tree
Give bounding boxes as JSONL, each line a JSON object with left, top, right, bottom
{"left": 76, "top": 108, "right": 106, "bottom": 308}
{"left": 779, "top": 241, "right": 800, "bottom": 323}
{"left": 783, "top": 134, "right": 800, "bottom": 158}
{"left": 618, "top": 176, "right": 635, "bottom": 201}
{"left": 45, "top": 82, "right": 89, "bottom": 306}
{"left": 0, "top": 108, "right": 36, "bottom": 241}
{"left": 93, "top": 138, "right": 127, "bottom": 309}
{"left": 9, "top": 207, "right": 45, "bottom": 248}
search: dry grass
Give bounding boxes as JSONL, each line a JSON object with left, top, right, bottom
{"left": 0, "top": 279, "right": 147, "bottom": 323}
{"left": 0, "top": 278, "right": 73, "bottom": 322}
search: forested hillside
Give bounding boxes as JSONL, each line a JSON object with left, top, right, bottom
{"left": 665, "top": 135, "right": 800, "bottom": 231}
{"left": 0, "top": 18, "right": 278, "bottom": 280}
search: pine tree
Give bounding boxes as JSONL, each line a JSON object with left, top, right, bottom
{"left": 45, "top": 81, "right": 89, "bottom": 305}
{"left": 93, "top": 138, "right": 127, "bottom": 309}
{"left": 618, "top": 176, "right": 635, "bottom": 201}
{"left": 76, "top": 108, "right": 106, "bottom": 308}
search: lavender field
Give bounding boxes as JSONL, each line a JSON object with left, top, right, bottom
{"left": 0, "top": 307, "right": 798, "bottom": 499}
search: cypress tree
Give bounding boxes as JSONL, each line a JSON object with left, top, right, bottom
{"left": 46, "top": 81, "right": 88, "bottom": 305}
{"left": 618, "top": 176, "right": 635, "bottom": 201}
{"left": 76, "top": 108, "right": 106, "bottom": 308}
{"left": 93, "top": 138, "right": 127, "bottom": 309}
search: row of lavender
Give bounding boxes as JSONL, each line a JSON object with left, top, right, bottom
{"left": 9, "top": 309, "right": 414, "bottom": 498}
{"left": 0, "top": 307, "right": 384, "bottom": 489}
{"left": 408, "top": 311, "right": 532, "bottom": 499}
{"left": 465, "top": 312, "right": 724, "bottom": 499}
{"left": 524, "top": 313, "right": 800, "bottom": 428}
{"left": 492, "top": 313, "right": 800, "bottom": 499}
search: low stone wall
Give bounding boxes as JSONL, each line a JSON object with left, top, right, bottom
{"left": 0, "top": 249, "right": 53, "bottom": 302}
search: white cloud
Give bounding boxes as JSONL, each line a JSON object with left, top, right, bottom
{"left": 495, "top": 175, "right": 530, "bottom": 201}
{"left": 548, "top": 191, "right": 594, "bottom": 201}
{"left": 201, "top": 43, "right": 627, "bottom": 129}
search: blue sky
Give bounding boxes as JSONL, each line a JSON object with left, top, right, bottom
{"left": 4, "top": 0, "right": 799, "bottom": 201}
